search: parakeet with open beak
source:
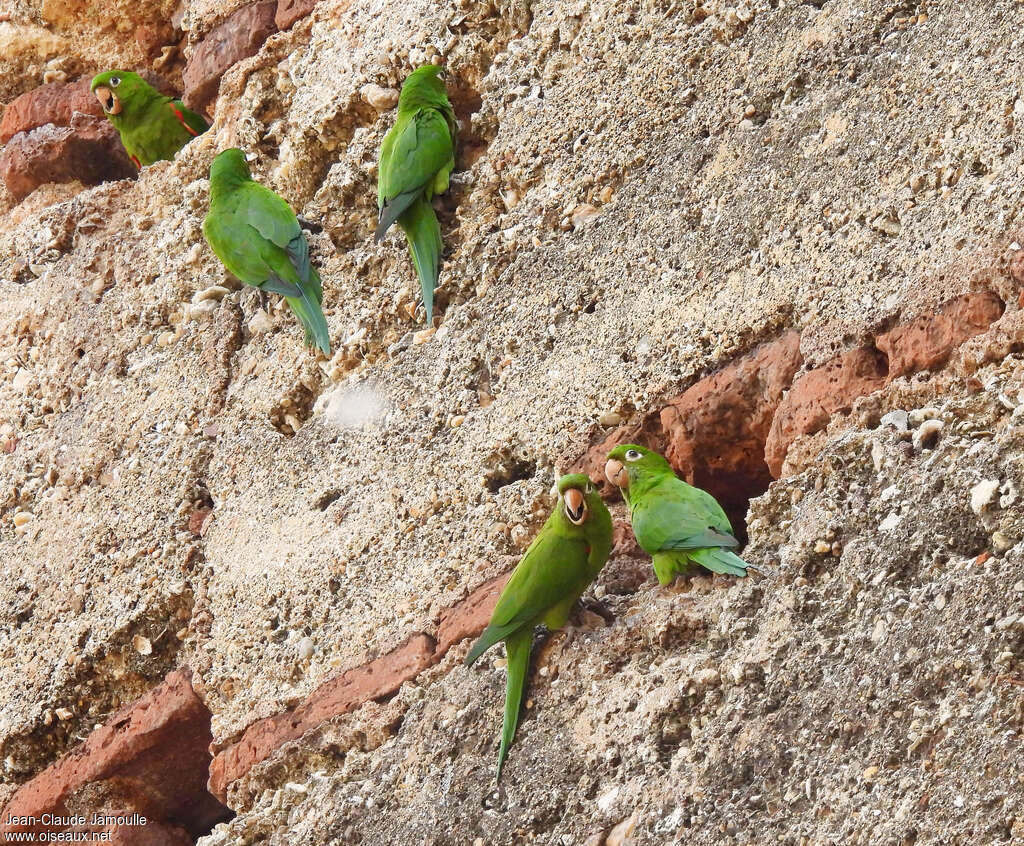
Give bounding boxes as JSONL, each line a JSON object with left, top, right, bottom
{"left": 465, "top": 474, "right": 612, "bottom": 778}
{"left": 375, "top": 64, "right": 456, "bottom": 324}
{"left": 605, "top": 444, "right": 765, "bottom": 584}
{"left": 203, "top": 148, "right": 330, "bottom": 355}
{"left": 90, "top": 70, "right": 208, "bottom": 168}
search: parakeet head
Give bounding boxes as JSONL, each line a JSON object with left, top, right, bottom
{"left": 398, "top": 64, "right": 450, "bottom": 109}
{"left": 556, "top": 473, "right": 598, "bottom": 526}
{"left": 91, "top": 71, "right": 152, "bottom": 117}
{"left": 209, "top": 148, "right": 252, "bottom": 185}
{"left": 604, "top": 444, "right": 671, "bottom": 491}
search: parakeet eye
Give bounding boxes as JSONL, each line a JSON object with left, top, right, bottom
{"left": 625, "top": 449, "right": 642, "bottom": 461}
{"left": 109, "top": 76, "right": 121, "bottom": 87}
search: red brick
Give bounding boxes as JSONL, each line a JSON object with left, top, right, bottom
{"left": 0, "top": 115, "right": 136, "bottom": 201}
{"left": 209, "top": 634, "right": 437, "bottom": 800}
{"left": 275, "top": 0, "right": 317, "bottom": 29}
{"left": 764, "top": 346, "right": 888, "bottom": 478}
{"left": 183, "top": 1, "right": 278, "bottom": 112}
{"left": 0, "top": 670, "right": 228, "bottom": 839}
{"left": 435, "top": 574, "right": 508, "bottom": 658}
{"left": 876, "top": 291, "right": 1004, "bottom": 379}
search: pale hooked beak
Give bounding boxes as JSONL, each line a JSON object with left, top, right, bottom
{"left": 563, "top": 487, "right": 587, "bottom": 525}
{"left": 94, "top": 86, "right": 121, "bottom": 115}
{"left": 605, "top": 458, "right": 628, "bottom": 489}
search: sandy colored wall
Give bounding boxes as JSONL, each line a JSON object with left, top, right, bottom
{"left": 1, "top": 0, "right": 1022, "bottom": 843}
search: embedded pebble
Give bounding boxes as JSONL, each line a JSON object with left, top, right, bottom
{"left": 297, "top": 637, "right": 315, "bottom": 659}
{"left": 991, "top": 531, "right": 1013, "bottom": 553}
{"left": 192, "top": 285, "right": 231, "bottom": 304}
{"left": 969, "top": 479, "right": 999, "bottom": 515}
{"left": 133, "top": 635, "right": 153, "bottom": 655}
{"left": 880, "top": 409, "right": 909, "bottom": 430}
{"left": 12, "top": 511, "right": 33, "bottom": 528}
{"left": 571, "top": 204, "right": 601, "bottom": 227}
{"left": 908, "top": 407, "right": 940, "bottom": 425}
{"left": 360, "top": 83, "right": 400, "bottom": 111}
{"left": 249, "top": 310, "right": 274, "bottom": 335}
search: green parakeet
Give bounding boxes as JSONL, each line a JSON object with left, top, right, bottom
{"left": 465, "top": 474, "right": 612, "bottom": 778}
{"left": 605, "top": 444, "right": 765, "bottom": 584}
{"left": 202, "top": 148, "right": 330, "bottom": 355}
{"left": 91, "top": 70, "right": 208, "bottom": 168}
{"left": 375, "top": 64, "right": 456, "bottom": 324}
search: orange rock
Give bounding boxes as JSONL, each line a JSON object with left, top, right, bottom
{"left": 183, "top": 2, "right": 278, "bottom": 112}
{"left": 764, "top": 346, "right": 888, "bottom": 478}
{"left": 0, "top": 670, "right": 228, "bottom": 840}
{"left": 876, "top": 291, "right": 1004, "bottom": 379}
{"left": 0, "top": 115, "right": 136, "bottom": 201}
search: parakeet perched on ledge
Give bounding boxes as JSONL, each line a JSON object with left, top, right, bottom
{"left": 465, "top": 474, "right": 612, "bottom": 778}
{"left": 606, "top": 444, "right": 769, "bottom": 584}
{"left": 91, "top": 70, "right": 208, "bottom": 168}
{"left": 203, "top": 148, "right": 330, "bottom": 355}
{"left": 376, "top": 64, "right": 456, "bottom": 324}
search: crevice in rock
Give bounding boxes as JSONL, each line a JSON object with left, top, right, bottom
{"left": 0, "top": 669, "right": 233, "bottom": 845}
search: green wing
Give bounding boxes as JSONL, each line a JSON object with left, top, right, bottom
{"left": 465, "top": 522, "right": 591, "bottom": 665}
{"left": 168, "top": 99, "right": 209, "bottom": 138}
{"left": 631, "top": 475, "right": 737, "bottom": 556}
{"left": 376, "top": 108, "right": 454, "bottom": 237}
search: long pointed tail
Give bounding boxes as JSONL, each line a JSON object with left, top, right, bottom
{"left": 496, "top": 628, "right": 532, "bottom": 780}
{"left": 398, "top": 195, "right": 442, "bottom": 324}
{"left": 285, "top": 269, "right": 329, "bottom": 355}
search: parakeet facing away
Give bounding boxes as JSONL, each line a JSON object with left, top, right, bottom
{"left": 375, "top": 64, "right": 456, "bottom": 324}
{"left": 203, "top": 148, "right": 330, "bottom": 355}
{"left": 465, "top": 474, "right": 612, "bottom": 778}
{"left": 91, "top": 70, "right": 208, "bottom": 168}
{"left": 605, "top": 444, "right": 766, "bottom": 585}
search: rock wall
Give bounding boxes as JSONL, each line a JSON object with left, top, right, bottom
{"left": 1, "top": 0, "right": 1023, "bottom": 844}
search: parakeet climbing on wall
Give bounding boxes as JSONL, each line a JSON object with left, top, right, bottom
{"left": 375, "top": 64, "right": 456, "bottom": 324}
{"left": 465, "top": 474, "right": 612, "bottom": 778}
{"left": 91, "top": 70, "right": 208, "bottom": 168}
{"left": 203, "top": 148, "right": 331, "bottom": 355}
{"left": 605, "top": 444, "right": 766, "bottom": 585}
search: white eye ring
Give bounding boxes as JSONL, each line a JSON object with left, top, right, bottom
{"left": 625, "top": 449, "right": 642, "bottom": 461}
{"left": 110, "top": 76, "right": 121, "bottom": 87}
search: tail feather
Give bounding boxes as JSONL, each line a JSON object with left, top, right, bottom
{"left": 688, "top": 547, "right": 750, "bottom": 577}
{"left": 496, "top": 628, "right": 532, "bottom": 780}
{"left": 285, "top": 281, "right": 330, "bottom": 355}
{"left": 398, "top": 195, "right": 442, "bottom": 323}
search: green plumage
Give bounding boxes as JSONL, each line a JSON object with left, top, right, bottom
{"left": 376, "top": 65, "right": 456, "bottom": 323}
{"left": 607, "top": 444, "right": 763, "bottom": 584}
{"left": 465, "top": 474, "right": 612, "bottom": 778}
{"left": 90, "top": 70, "right": 208, "bottom": 167}
{"left": 202, "top": 148, "right": 330, "bottom": 355}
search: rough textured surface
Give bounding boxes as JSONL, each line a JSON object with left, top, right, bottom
{"left": 0, "top": 78, "right": 102, "bottom": 144}
{"left": 0, "top": 670, "right": 229, "bottom": 839}
{"left": 2, "top": 0, "right": 1024, "bottom": 844}
{"left": 274, "top": 0, "right": 316, "bottom": 31}
{"left": 182, "top": 1, "right": 278, "bottom": 112}
{"left": 0, "top": 114, "right": 136, "bottom": 199}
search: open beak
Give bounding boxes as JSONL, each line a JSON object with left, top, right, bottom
{"left": 94, "top": 86, "right": 121, "bottom": 115}
{"left": 563, "top": 487, "right": 587, "bottom": 525}
{"left": 604, "top": 458, "right": 628, "bottom": 489}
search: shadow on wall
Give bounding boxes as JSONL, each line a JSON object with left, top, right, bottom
{"left": 0, "top": 669, "right": 232, "bottom": 845}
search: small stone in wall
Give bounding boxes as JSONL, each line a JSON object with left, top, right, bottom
{"left": 969, "top": 478, "right": 999, "bottom": 515}
{"left": 360, "top": 83, "right": 399, "bottom": 112}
